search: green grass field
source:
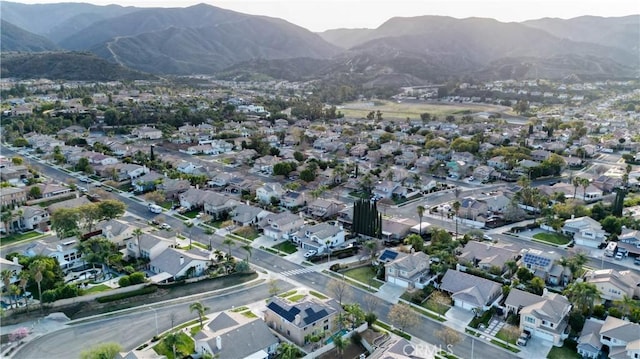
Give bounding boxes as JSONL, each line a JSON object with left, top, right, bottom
{"left": 547, "top": 342, "right": 580, "bottom": 359}
{"left": 82, "top": 284, "right": 112, "bottom": 295}
{"left": 339, "top": 100, "right": 499, "bottom": 120}
{"left": 533, "top": 232, "right": 572, "bottom": 245}
{"left": 342, "top": 266, "right": 383, "bottom": 288}
{"left": 272, "top": 241, "right": 298, "bottom": 254}
{"left": 0, "top": 230, "right": 41, "bottom": 246}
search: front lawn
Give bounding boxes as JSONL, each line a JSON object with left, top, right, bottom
{"left": 422, "top": 297, "right": 450, "bottom": 317}
{"left": 0, "top": 230, "right": 41, "bottom": 246}
{"left": 183, "top": 210, "right": 200, "bottom": 219}
{"left": 272, "top": 241, "right": 298, "bottom": 254}
{"left": 342, "top": 266, "right": 383, "bottom": 288}
{"left": 153, "top": 332, "right": 194, "bottom": 359}
{"left": 82, "top": 284, "right": 112, "bottom": 295}
{"left": 533, "top": 232, "right": 572, "bottom": 245}
{"left": 547, "top": 341, "right": 580, "bottom": 359}
{"left": 233, "top": 227, "right": 259, "bottom": 240}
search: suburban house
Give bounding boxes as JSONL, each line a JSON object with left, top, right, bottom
{"left": 35, "top": 182, "right": 72, "bottom": 199}
{"left": 562, "top": 216, "right": 607, "bottom": 248}
{"left": 457, "top": 241, "right": 518, "bottom": 272}
{"left": 518, "top": 249, "right": 571, "bottom": 286}
{"left": 203, "top": 193, "right": 239, "bottom": 220}
{"left": 0, "top": 186, "right": 26, "bottom": 208}
{"left": 149, "top": 247, "right": 210, "bottom": 282}
{"left": 132, "top": 171, "right": 163, "bottom": 193}
{"left": 519, "top": 290, "right": 571, "bottom": 346}
{"left": 194, "top": 311, "right": 278, "bottom": 359}
{"left": 384, "top": 251, "right": 430, "bottom": 289}
{"left": 257, "top": 212, "right": 302, "bottom": 240}
{"left": 577, "top": 316, "right": 640, "bottom": 359}
{"left": 19, "top": 206, "right": 50, "bottom": 231}
{"left": 505, "top": 288, "right": 571, "bottom": 345}
{"left": 179, "top": 188, "right": 208, "bottom": 210}
{"left": 439, "top": 269, "right": 502, "bottom": 311}
{"left": 373, "top": 181, "right": 400, "bottom": 199}
{"left": 381, "top": 218, "right": 417, "bottom": 244}
{"left": 256, "top": 182, "right": 285, "bottom": 204}
{"left": 293, "top": 222, "right": 345, "bottom": 253}
{"left": 157, "top": 178, "right": 190, "bottom": 200}
{"left": 617, "top": 228, "right": 640, "bottom": 258}
{"left": 306, "top": 198, "right": 345, "bottom": 220}
{"left": 132, "top": 126, "right": 162, "bottom": 139}
{"left": 584, "top": 269, "right": 640, "bottom": 302}
{"left": 24, "top": 237, "right": 83, "bottom": 271}
{"left": 96, "top": 219, "right": 134, "bottom": 246}
{"left": 281, "top": 191, "right": 306, "bottom": 209}
{"left": 264, "top": 296, "right": 338, "bottom": 346}
{"left": 230, "top": 204, "right": 271, "bottom": 227}
{"left": 126, "top": 233, "right": 171, "bottom": 260}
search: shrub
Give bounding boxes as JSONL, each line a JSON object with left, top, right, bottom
{"left": 56, "top": 284, "right": 80, "bottom": 299}
{"left": 129, "top": 272, "right": 146, "bottom": 285}
{"left": 41, "top": 289, "right": 57, "bottom": 303}
{"left": 97, "top": 286, "right": 157, "bottom": 303}
{"left": 592, "top": 305, "right": 606, "bottom": 319}
{"left": 118, "top": 276, "right": 131, "bottom": 287}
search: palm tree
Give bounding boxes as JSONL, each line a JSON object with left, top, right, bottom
{"left": 18, "top": 271, "right": 29, "bottom": 311}
{"left": 564, "top": 282, "right": 601, "bottom": 315}
{"left": 580, "top": 177, "right": 590, "bottom": 201}
{"left": 276, "top": 342, "right": 300, "bottom": 359}
{"left": 1, "top": 210, "right": 13, "bottom": 235}
{"left": 1, "top": 269, "right": 14, "bottom": 309}
{"left": 505, "top": 260, "right": 518, "bottom": 277}
{"left": 132, "top": 228, "right": 144, "bottom": 258}
{"left": 452, "top": 201, "right": 461, "bottom": 238}
{"left": 30, "top": 260, "right": 45, "bottom": 313}
{"left": 222, "top": 238, "right": 235, "bottom": 258}
{"left": 416, "top": 205, "right": 425, "bottom": 236}
{"left": 572, "top": 176, "right": 581, "bottom": 199}
{"left": 614, "top": 295, "right": 637, "bottom": 319}
{"left": 241, "top": 244, "right": 252, "bottom": 263}
{"left": 332, "top": 334, "right": 347, "bottom": 359}
{"left": 189, "top": 301, "right": 209, "bottom": 329}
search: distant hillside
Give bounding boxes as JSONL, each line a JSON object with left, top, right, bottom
{"left": 1, "top": 20, "right": 58, "bottom": 52}
{"left": 318, "top": 28, "right": 375, "bottom": 49}
{"left": 0, "top": 52, "right": 155, "bottom": 81}
{"left": 0, "top": 1, "right": 136, "bottom": 41}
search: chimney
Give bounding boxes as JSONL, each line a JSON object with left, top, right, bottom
{"left": 294, "top": 314, "right": 302, "bottom": 326}
{"left": 215, "top": 336, "right": 222, "bottom": 350}
{"left": 179, "top": 256, "right": 184, "bottom": 265}
{"left": 12, "top": 257, "right": 19, "bottom": 265}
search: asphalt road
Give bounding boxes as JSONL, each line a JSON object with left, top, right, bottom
{"left": 15, "top": 281, "right": 294, "bottom": 359}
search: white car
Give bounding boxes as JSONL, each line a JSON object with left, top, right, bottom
{"left": 304, "top": 250, "right": 317, "bottom": 258}
{"left": 614, "top": 252, "right": 624, "bottom": 260}
{"left": 160, "top": 223, "right": 172, "bottom": 230}
{"left": 79, "top": 176, "right": 91, "bottom": 183}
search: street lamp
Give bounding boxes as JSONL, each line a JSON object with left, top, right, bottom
{"left": 149, "top": 306, "right": 159, "bottom": 337}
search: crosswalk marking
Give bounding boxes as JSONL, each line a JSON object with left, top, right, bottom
{"left": 280, "top": 267, "right": 316, "bottom": 277}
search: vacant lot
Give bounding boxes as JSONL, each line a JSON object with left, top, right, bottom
{"left": 339, "top": 100, "right": 500, "bottom": 120}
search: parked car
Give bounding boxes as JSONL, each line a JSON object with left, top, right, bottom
{"left": 614, "top": 252, "right": 624, "bottom": 260}
{"left": 634, "top": 258, "right": 640, "bottom": 266}
{"left": 79, "top": 176, "right": 91, "bottom": 183}
{"left": 304, "top": 250, "right": 317, "bottom": 258}
{"left": 517, "top": 330, "right": 531, "bottom": 346}
{"left": 160, "top": 223, "right": 172, "bottom": 230}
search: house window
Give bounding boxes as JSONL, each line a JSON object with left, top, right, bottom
{"left": 602, "top": 336, "right": 611, "bottom": 341}
{"left": 324, "top": 325, "right": 329, "bottom": 330}
{"left": 525, "top": 316, "right": 535, "bottom": 324}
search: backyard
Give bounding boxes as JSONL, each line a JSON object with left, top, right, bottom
{"left": 533, "top": 232, "right": 572, "bottom": 245}
{"left": 341, "top": 266, "right": 383, "bottom": 289}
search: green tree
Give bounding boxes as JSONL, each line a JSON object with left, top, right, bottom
{"left": 404, "top": 234, "right": 424, "bottom": 252}
{"left": 564, "top": 282, "right": 601, "bottom": 315}
{"left": 76, "top": 157, "right": 93, "bottom": 174}
{"left": 300, "top": 169, "right": 315, "bottom": 182}
{"left": 530, "top": 277, "right": 545, "bottom": 295}
{"left": 18, "top": 270, "right": 29, "bottom": 311}
{"left": 241, "top": 244, "right": 252, "bottom": 263}
{"left": 352, "top": 199, "right": 382, "bottom": 239}
{"left": 222, "top": 238, "right": 235, "bottom": 258}
{"left": 28, "top": 186, "right": 42, "bottom": 199}
{"left": 1, "top": 269, "right": 14, "bottom": 309}
{"left": 416, "top": 205, "right": 425, "bottom": 235}
{"left": 190, "top": 301, "right": 209, "bottom": 328}
{"left": 51, "top": 207, "right": 80, "bottom": 239}
{"left": 452, "top": 201, "right": 461, "bottom": 238}
{"left": 132, "top": 228, "right": 143, "bottom": 258}
{"left": 79, "top": 342, "right": 122, "bottom": 359}
{"left": 333, "top": 334, "right": 347, "bottom": 358}
{"left": 276, "top": 342, "right": 301, "bottom": 359}
{"left": 78, "top": 237, "right": 119, "bottom": 271}
{"left": 97, "top": 200, "right": 126, "bottom": 220}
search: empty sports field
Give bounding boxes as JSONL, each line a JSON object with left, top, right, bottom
{"left": 338, "top": 100, "right": 506, "bottom": 120}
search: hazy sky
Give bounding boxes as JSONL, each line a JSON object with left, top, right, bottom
{"left": 11, "top": 0, "right": 640, "bottom": 31}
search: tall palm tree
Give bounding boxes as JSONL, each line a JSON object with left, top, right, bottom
{"left": 132, "top": 228, "right": 144, "bottom": 258}
{"left": 452, "top": 201, "right": 461, "bottom": 238}
{"left": 189, "top": 301, "right": 209, "bottom": 329}
{"left": 564, "top": 282, "right": 601, "bottom": 315}
{"left": 614, "top": 295, "right": 637, "bottom": 319}
{"left": 222, "top": 238, "right": 235, "bottom": 258}
{"left": 333, "top": 334, "right": 347, "bottom": 358}
{"left": 241, "top": 244, "right": 252, "bottom": 263}
{"left": 572, "top": 176, "right": 581, "bottom": 199}
{"left": 30, "top": 260, "right": 45, "bottom": 313}
{"left": 416, "top": 205, "right": 425, "bottom": 236}
{"left": 1, "top": 269, "right": 14, "bottom": 309}
{"left": 1, "top": 210, "right": 13, "bottom": 235}
{"left": 504, "top": 260, "right": 518, "bottom": 277}
{"left": 580, "top": 177, "right": 590, "bottom": 201}
{"left": 18, "top": 271, "right": 29, "bottom": 311}
{"left": 276, "top": 342, "right": 300, "bottom": 359}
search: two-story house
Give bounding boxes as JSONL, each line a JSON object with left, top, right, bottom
{"left": 457, "top": 241, "right": 517, "bottom": 272}
{"left": 256, "top": 183, "right": 285, "bottom": 205}
{"left": 24, "top": 237, "right": 83, "bottom": 271}
{"left": 518, "top": 249, "right": 570, "bottom": 286}
{"left": 126, "top": 233, "right": 171, "bottom": 260}
{"left": 293, "top": 223, "right": 345, "bottom": 253}
{"left": 306, "top": 198, "right": 345, "bottom": 220}
{"left": 132, "top": 125, "right": 162, "bottom": 140}
{"left": 512, "top": 289, "right": 571, "bottom": 346}
{"left": 96, "top": 219, "right": 134, "bottom": 247}
{"left": 19, "top": 206, "right": 50, "bottom": 231}
{"left": 584, "top": 269, "right": 640, "bottom": 302}
{"left": 259, "top": 213, "right": 305, "bottom": 241}
{"left": 264, "top": 296, "right": 338, "bottom": 346}
{"left": 203, "top": 192, "right": 239, "bottom": 220}
{"left": 0, "top": 257, "right": 22, "bottom": 292}
{"left": 578, "top": 316, "right": 640, "bottom": 359}
{"left": 194, "top": 311, "right": 278, "bottom": 359}
{"left": 562, "top": 216, "right": 607, "bottom": 248}
{"left": 385, "top": 251, "right": 430, "bottom": 289}
{"left": 0, "top": 187, "right": 26, "bottom": 208}
{"left": 281, "top": 191, "right": 306, "bottom": 209}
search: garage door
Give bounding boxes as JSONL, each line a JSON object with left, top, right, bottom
{"left": 454, "top": 299, "right": 476, "bottom": 311}
{"left": 533, "top": 328, "right": 554, "bottom": 342}
{"left": 388, "top": 277, "right": 409, "bottom": 288}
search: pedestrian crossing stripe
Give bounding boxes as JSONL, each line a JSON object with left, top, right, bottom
{"left": 280, "top": 267, "right": 316, "bottom": 277}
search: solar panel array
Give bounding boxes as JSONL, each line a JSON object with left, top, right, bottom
{"left": 523, "top": 253, "right": 551, "bottom": 267}
{"left": 267, "top": 301, "right": 300, "bottom": 322}
{"left": 379, "top": 250, "right": 399, "bottom": 262}
{"left": 304, "top": 307, "right": 328, "bottom": 324}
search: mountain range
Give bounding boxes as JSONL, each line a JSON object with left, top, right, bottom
{"left": 1, "top": 1, "right": 638, "bottom": 83}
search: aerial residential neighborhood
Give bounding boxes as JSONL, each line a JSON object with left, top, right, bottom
{"left": 1, "top": 2, "right": 640, "bottom": 359}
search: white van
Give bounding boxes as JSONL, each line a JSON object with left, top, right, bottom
{"left": 148, "top": 204, "right": 162, "bottom": 214}
{"left": 604, "top": 242, "right": 617, "bottom": 257}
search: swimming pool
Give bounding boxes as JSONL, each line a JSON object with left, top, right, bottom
{"left": 325, "top": 329, "right": 349, "bottom": 344}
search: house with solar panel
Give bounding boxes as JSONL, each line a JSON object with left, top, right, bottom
{"left": 518, "top": 249, "right": 572, "bottom": 287}
{"left": 264, "top": 296, "right": 338, "bottom": 346}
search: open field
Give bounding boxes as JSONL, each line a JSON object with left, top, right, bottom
{"left": 339, "top": 100, "right": 504, "bottom": 120}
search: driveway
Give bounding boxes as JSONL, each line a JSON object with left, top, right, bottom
{"left": 375, "top": 283, "right": 406, "bottom": 303}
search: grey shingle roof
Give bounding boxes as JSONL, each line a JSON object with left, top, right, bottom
{"left": 440, "top": 269, "right": 501, "bottom": 306}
